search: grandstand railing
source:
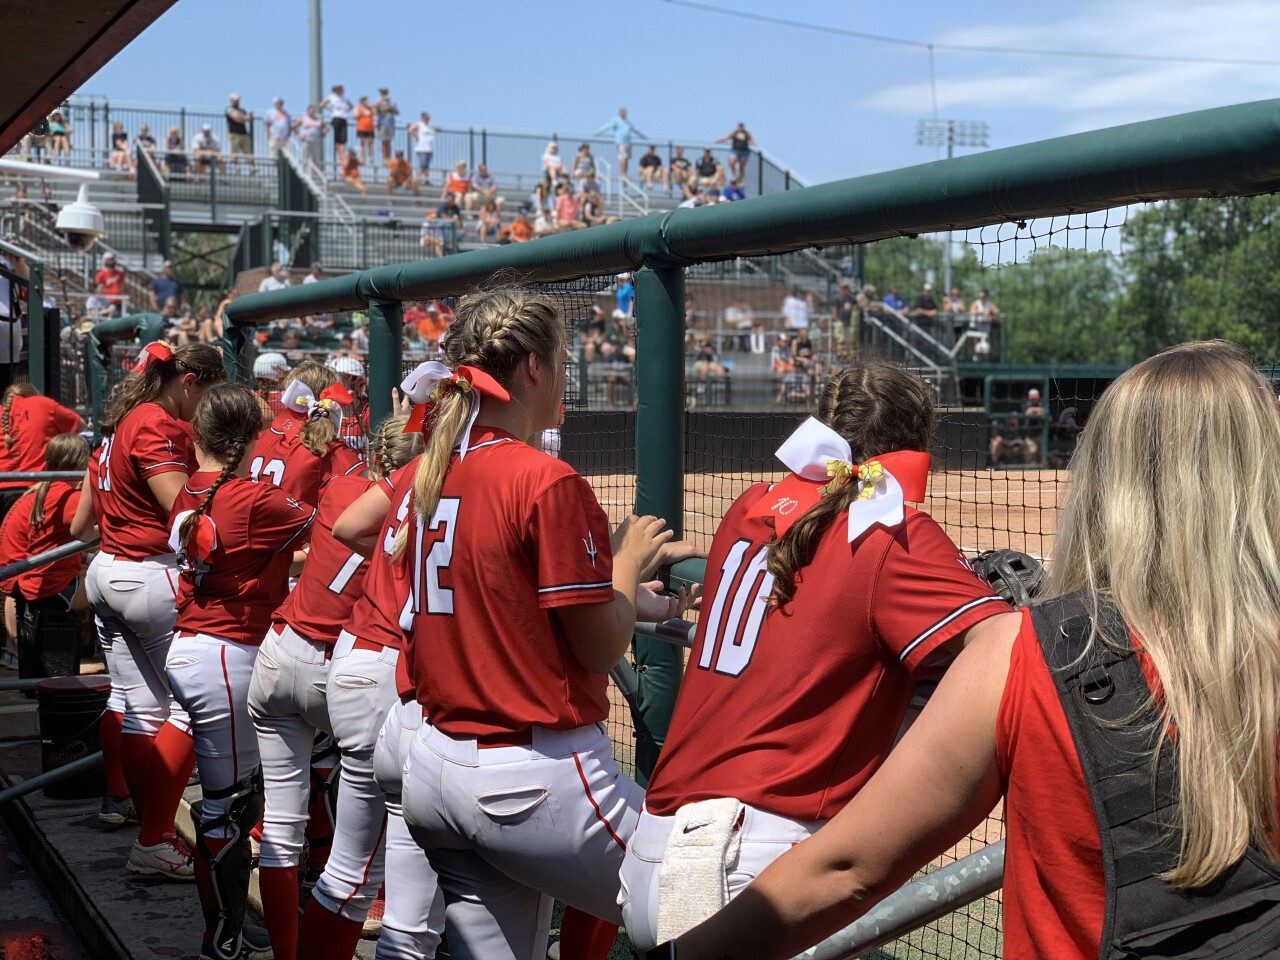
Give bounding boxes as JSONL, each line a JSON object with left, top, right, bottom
{"left": 189, "top": 98, "right": 1280, "bottom": 959}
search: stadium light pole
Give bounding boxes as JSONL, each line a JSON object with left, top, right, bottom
{"left": 309, "top": 0, "right": 323, "bottom": 109}
{"left": 915, "top": 119, "right": 989, "bottom": 298}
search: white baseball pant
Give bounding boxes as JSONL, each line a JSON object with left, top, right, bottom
{"left": 309, "top": 631, "right": 398, "bottom": 920}
{"left": 247, "top": 623, "right": 335, "bottom": 869}
{"left": 618, "top": 804, "right": 823, "bottom": 953}
{"left": 371, "top": 697, "right": 445, "bottom": 960}
{"left": 99, "top": 627, "right": 126, "bottom": 716}
{"left": 401, "top": 721, "right": 644, "bottom": 960}
{"left": 86, "top": 552, "right": 190, "bottom": 735}
{"left": 165, "top": 633, "right": 260, "bottom": 836}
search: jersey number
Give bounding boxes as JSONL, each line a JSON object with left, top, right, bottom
{"left": 250, "top": 456, "right": 285, "bottom": 487}
{"left": 96, "top": 437, "right": 113, "bottom": 491}
{"left": 327, "top": 552, "right": 363, "bottom": 594}
{"left": 410, "top": 497, "right": 460, "bottom": 619}
{"left": 696, "top": 540, "right": 773, "bottom": 678}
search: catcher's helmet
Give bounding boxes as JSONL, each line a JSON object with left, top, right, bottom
{"left": 970, "top": 549, "right": 1046, "bottom": 608}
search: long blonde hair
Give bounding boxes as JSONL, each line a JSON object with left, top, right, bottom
{"left": 281, "top": 360, "right": 342, "bottom": 457}
{"left": 1050, "top": 339, "right": 1280, "bottom": 889}
{"left": 392, "top": 287, "right": 562, "bottom": 560}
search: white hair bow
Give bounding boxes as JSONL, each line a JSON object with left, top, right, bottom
{"left": 400, "top": 360, "right": 510, "bottom": 459}
{"left": 281, "top": 380, "right": 346, "bottom": 433}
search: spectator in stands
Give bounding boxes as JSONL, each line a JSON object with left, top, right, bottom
{"left": 504, "top": 207, "right": 535, "bottom": 244}
{"left": 883, "top": 283, "right": 908, "bottom": 313}
{"left": 715, "top": 123, "right": 758, "bottom": 183}
{"left": 386, "top": 150, "right": 419, "bottom": 197}
{"left": 419, "top": 210, "right": 449, "bottom": 257}
{"left": 781, "top": 286, "right": 813, "bottom": 331}
{"left": 723, "top": 300, "right": 755, "bottom": 351}
{"left": 94, "top": 252, "right": 126, "bottom": 315}
{"left": 472, "top": 163, "right": 502, "bottom": 209}
{"left": 912, "top": 282, "right": 938, "bottom": 319}
{"left": 721, "top": 179, "right": 746, "bottom": 202}
{"left": 175, "top": 304, "right": 199, "bottom": 347}
{"left": 477, "top": 200, "right": 502, "bottom": 244}
{"left": 401, "top": 320, "right": 428, "bottom": 360}
{"left": 354, "top": 96, "right": 376, "bottom": 165}
{"left": 638, "top": 146, "right": 669, "bottom": 192}
{"left": 696, "top": 148, "right": 725, "bottom": 191}
{"left": 318, "top": 84, "right": 352, "bottom": 164}
{"left": 48, "top": 111, "right": 71, "bottom": 163}
{"left": 794, "top": 326, "right": 819, "bottom": 382}
{"left": 408, "top": 111, "right": 436, "bottom": 183}
{"left": 258, "top": 262, "right": 291, "bottom": 293}
{"left": 555, "top": 184, "right": 586, "bottom": 231}
{"left": 225, "top": 93, "right": 253, "bottom": 167}
{"left": 541, "top": 142, "right": 565, "bottom": 184}
{"left": 159, "top": 294, "right": 183, "bottom": 340}
{"left": 208, "top": 287, "right": 236, "bottom": 342}
{"left": 263, "top": 97, "right": 292, "bottom": 159}
{"left": 375, "top": 87, "right": 399, "bottom": 163}
{"left": 969, "top": 289, "right": 999, "bottom": 361}
{"left": 134, "top": 123, "right": 157, "bottom": 162}
{"left": 147, "top": 260, "right": 183, "bottom": 312}
{"left": 595, "top": 107, "right": 645, "bottom": 181}
{"left": 281, "top": 327, "right": 304, "bottom": 355}
{"left": 580, "top": 187, "right": 619, "bottom": 227}
{"left": 693, "top": 337, "right": 728, "bottom": 382}
{"left": 192, "top": 124, "right": 225, "bottom": 176}
{"left": 572, "top": 144, "right": 597, "bottom": 193}
{"left": 418, "top": 302, "right": 449, "bottom": 348}
{"left": 348, "top": 312, "right": 368, "bottom": 351}
{"left": 444, "top": 161, "right": 477, "bottom": 211}
{"left": 437, "top": 192, "right": 463, "bottom": 238}
{"left": 293, "top": 105, "right": 328, "bottom": 169}
{"left": 299, "top": 263, "right": 321, "bottom": 285}
{"left": 109, "top": 121, "right": 133, "bottom": 173}
{"left": 85, "top": 282, "right": 112, "bottom": 321}
{"left": 531, "top": 179, "right": 553, "bottom": 216}
{"left": 164, "top": 126, "right": 188, "bottom": 178}
{"left": 340, "top": 150, "right": 368, "bottom": 193}
{"left": 614, "top": 273, "right": 635, "bottom": 323}
{"left": 22, "top": 124, "right": 49, "bottom": 163}
{"left": 533, "top": 205, "right": 557, "bottom": 238}
{"left": 670, "top": 146, "right": 693, "bottom": 192}
{"left": 832, "top": 279, "right": 858, "bottom": 358}
{"left": 772, "top": 333, "right": 799, "bottom": 403}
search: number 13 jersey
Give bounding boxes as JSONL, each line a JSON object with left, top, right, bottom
{"left": 645, "top": 482, "right": 1010, "bottom": 822}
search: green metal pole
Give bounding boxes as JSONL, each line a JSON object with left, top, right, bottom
{"left": 367, "top": 298, "right": 403, "bottom": 428}
{"left": 631, "top": 264, "right": 685, "bottom": 784}
{"left": 26, "top": 262, "right": 45, "bottom": 393}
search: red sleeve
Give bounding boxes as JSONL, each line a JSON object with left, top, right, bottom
{"left": 870, "top": 512, "right": 1011, "bottom": 677}
{"left": 329, "top": 442, "right": 366, "bottom": 479}
{"left": 57, "top": 489, "right": 80, "bottom": 533}
{"left": 50, "top": 398, "right": 81, "bottom": 435}
{"left": 132, "top": 416, "right": 191, "bottom": 478}
{"left": 252, "top": 487, "right": 316, "bottom": 554}
{"left": 0, "top": 500, "right": 33, "bottom": 591}
{"left": 528, "top": 474, "right": 614, "bottom": 609}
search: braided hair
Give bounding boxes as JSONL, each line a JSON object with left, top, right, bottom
{"left": 177, "top": 383, "right": 263, "bottom": 562}
{"left": 767, "top": 358, "right": 935, "bottom": 610}
{"left": 1, "top": 383, "right": 38, "bottom": 451}
{"left": 28, "top": 433, "right": 90, "bottom": 529}
{"left": 101, "top": 343, "right": 225, "bottom": 436}
{"left": 393, "top": 287, "right": 562, "bottom": 561}
{"left": 367, "top": 415, "right": 422, "bottom": 482}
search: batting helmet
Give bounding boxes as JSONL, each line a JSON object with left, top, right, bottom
{"left": 970, "top": 549, "right": 1046, "bottom": 608}
{"left": 327, "top": 356, "right": 366, "bottom": 380}
{"left": 253, "top": 351, "right": 289, "bottom": 381}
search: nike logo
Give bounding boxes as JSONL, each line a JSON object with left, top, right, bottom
{"left": 683, "top": 822, "right": 704, "bottom": 834}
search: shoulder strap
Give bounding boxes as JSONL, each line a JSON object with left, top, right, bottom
{"left": 1030, "top": 593, "right": 1181, "bottom": 955}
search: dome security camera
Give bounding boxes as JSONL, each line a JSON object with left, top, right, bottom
{"left": 55, "top": 184, "right": 105, "bottom": 252}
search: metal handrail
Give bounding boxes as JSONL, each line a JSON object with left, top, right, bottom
{"left": 0, "top": 538, "right": 98, "bottom": 585}
{"left": 0, "top": 472, "right": 86, "bottom": 482}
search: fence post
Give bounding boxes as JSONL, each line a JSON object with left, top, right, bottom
{"left": 758, "top": 153, "right": 764, "bottom": 197}
{"left": 367, "top": 298, "right": 403, "bottom": 427}
{"left": 210, "top": 161, "right": 218, "bottom": 222}
{"left": 27, "top": 262, "right": 47, "bottom": 394}
{"left": 482, "top": 128, "right": 487, "bottom": 167}
{"left": 631, "top": 264, "right": 686, "bottom": 784}
{"left": 103, "top": 102, "right": 110, "bottom": 164}
{"left": 89, "top": 102, "right": 96, "bottom": 156}
{"left": 469, "top": 127, "right": 475, "bottom": 169}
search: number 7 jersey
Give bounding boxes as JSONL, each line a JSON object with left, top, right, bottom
{"left": 644, "top": 482, "right": 1011, "bottom": 823}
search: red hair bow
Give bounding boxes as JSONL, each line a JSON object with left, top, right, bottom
{"left": 132, "top": 341, "right": 174, "bottom": 373}
{"left": 188, "top": 514, "right": 217, "bottom": 562}
{"left": 401, "top": 362, "right": 511, "bottom": 435}
{"left": 320, "top": 383, "right": 354, "bottom": 407}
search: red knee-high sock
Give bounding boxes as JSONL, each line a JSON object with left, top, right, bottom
{"left": 559, "top": 908, "right": 619, "bottom": 960}
{"left": 259, "top": 866, "right": 299, "bottom": 960}
{"left": 138, "top": 722, "right": 194, "bottom": 846}
{"left": 99, "top": 710, "right": 130, "bottom": 799}
{"left": 192, "top": 835, "right": 231, "bottom": 948}
{"left": 120, "top": 732, "right": 152, "bottom": 820}
{"left": 296, "top": 896, "right": 364, "bottom": 960}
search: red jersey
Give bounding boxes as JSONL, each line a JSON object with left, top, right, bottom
{"left": 347, "top": 462, "right": 415, "bottom": 652}
{"left": 276, "top": 474, "right": 375, "bottom": 645}
{"left": 0, "top": 395, "right": 82, "bottom": 489}
{"left": 0, "top": 483, "right": 82, "bottom": 600}
{"left": 406, "top": 428, "right": 614, "bottom": 737}
{"left": 249, "top": 415, "right": 365, "bottom": 506}
{"left": 338, "top": 402, "right": 370, "bottom": 454}
{"left": 170, "top": 472, "right": 314, "bottom": 645}
{"left": 645, "top": 484, "right": 1010, "bottom": 822}
{"left": 96, "top": 402, "right": 192, "bottom": 561}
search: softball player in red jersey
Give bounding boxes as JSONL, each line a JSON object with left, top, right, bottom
{"left": 619, "top": 360, "right": 1014, "bottom": 952}
{"left": 79, "top": 342, "right": 225, "bottom": 881}
{"left": 393, "top": 289, "right": 689, "bottom": 960}
{"left": 249, "top": 415, "right": 422, "bottom": 960}
{"left": 163, "top": 383, "right": 315, "bottom": 960}
{"left": 0, "top": 383, "right": 82, "bottom": 519}
{"left": 328, "top": 356, "right": 370, "bottom": 454}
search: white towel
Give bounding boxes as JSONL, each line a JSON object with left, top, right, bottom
{"left": 656, "top": 798, "right": 744, "bottom": 944}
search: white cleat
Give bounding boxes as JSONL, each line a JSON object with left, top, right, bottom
{"left": 127, "top": 834, "right": 195, "bottom": 881}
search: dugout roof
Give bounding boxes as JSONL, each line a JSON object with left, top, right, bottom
{"left": 0, "top": 0, "right": 176, "bottom": 155}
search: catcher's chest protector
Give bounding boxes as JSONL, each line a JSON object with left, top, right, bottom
{"left": 1030, "top": 594, "right": 1280, "bottom": 960}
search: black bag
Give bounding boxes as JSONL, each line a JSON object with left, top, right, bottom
{"left": 1031, "top": 594, "right": 1280, "bottom": 960}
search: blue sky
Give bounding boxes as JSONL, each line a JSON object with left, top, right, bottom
{"left": 79, "top": 0, "right": 1280, "bottom": 186}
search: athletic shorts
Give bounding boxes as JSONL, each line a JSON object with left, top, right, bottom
{"left": 617, "top": 144, "right": 632, "bottom": 161}
{"left": 229, "top": 133, "right": 252, "bottom": 155}
{"left": 378, "top": 126, "right": 395, "bottom": 142}
{"left": 357, "top": 129, "right": 374, "bottom": 140}
{"left": 415, "top": 151, "right": 432, "bottom": 173}
{"left": 331, "top": 117, "right": 348, "bottom": 145}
